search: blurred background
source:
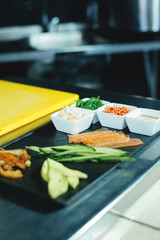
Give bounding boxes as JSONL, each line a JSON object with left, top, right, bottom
{"left": 0, "top": 0, "right": 160, "bottom": 98}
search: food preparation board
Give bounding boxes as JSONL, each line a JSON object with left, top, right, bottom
{"left": 0, "top": 80, "right": 79, "bottom": 145}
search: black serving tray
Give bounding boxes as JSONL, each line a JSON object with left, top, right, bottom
{"left": 1, "top": 121, "right": 150, "bottom": 206}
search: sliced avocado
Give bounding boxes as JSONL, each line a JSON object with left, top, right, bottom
{"left": 47, "top": 160, "right": 69, "bottom": 199}
{"left": 47, "top": 158, "right": 88, "bottom": 179}
{"left": 41, "top": 158, "right": 88, "bottom": 199}
{"left": 67, "top": 176, "right": 79, "bottom": 189}
{"left": 41, "top": 160, "right": 48, "bottom": 182}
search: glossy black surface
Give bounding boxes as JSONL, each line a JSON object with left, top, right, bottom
{"left": 1, "top": 78, "right": 160, "bottom": 240}
{"left": 1, "top": 122, "right": 120, "bottom": 206}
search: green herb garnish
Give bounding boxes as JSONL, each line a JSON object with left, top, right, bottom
{"left": 76, "top": 96, "right": 104, "bottom": 110}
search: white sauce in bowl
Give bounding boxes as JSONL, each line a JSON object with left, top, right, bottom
{"left": 136, "top": 115, "right": 159, "bottom": 121}
{"left": 58, "top": 106, "right": 90, "bottom": 121}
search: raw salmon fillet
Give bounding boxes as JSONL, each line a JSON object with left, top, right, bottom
{"left": 68, "top": 128, "right": 143, "bottom": 148}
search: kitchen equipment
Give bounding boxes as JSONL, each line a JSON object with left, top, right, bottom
{"left": 0, "top": 80, "right": 78, "bottom": 146}
{"left": 106, "top": 0, "right": 160, "bottom": 33}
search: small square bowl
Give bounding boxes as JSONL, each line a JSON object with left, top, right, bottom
{"left": 97, "top": 103, "right": 137, "bottom": 130}
{"left": 125, "top": 108, "right": 160, "bottom": 136}
{"left": 50, "top": 106, "right": 95, "bottom": 134}
{"left": 72, "top": 98, "right": 110, "bottom": 124}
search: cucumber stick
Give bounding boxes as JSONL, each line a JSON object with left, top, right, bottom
{"left": 26, "top": 143, "right": 135, "bottom": 163}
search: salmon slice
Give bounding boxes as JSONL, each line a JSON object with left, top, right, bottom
{"left": 108, "top": 138, "right": 143, "bottom": 148}
{"left": 87, "top": 135, "right": 130, "bottom": 147}
{"left": 94, "top": 128, "right": 110, "bottom": 132}
{"left": 68, "top": 130, "right": 117, "bottom": 143}
{"left": 82, "top": 132, "right": 123, "bottom": 145}
{"left": 84, "top": 133, "right": 128, "bottom": 145}
{"left": 68, "top": 128, "right": 143, "bottom": 149}
{"left": 69, "top": 128, "right": 130, "bottom": 145}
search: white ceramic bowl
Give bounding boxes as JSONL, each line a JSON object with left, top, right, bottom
{"left": 72, "top": 98, "right": 110, "bottom": 124}
{"left": 50, "top": 107, "right": 95, "bottom": 134}
{"left": 97, "top": 103, "right": 137, "bottom": 130}
{"left": 126, "top": 108, "right": 160, "bottom": 136}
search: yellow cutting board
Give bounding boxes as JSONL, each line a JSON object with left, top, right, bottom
{"left": 0, "top": 80, "right": 79, "bottom": 146}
